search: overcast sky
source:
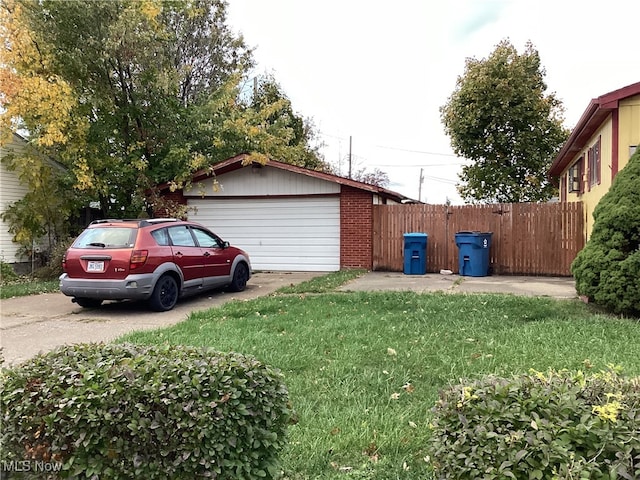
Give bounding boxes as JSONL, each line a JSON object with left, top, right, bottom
{"left": 227, "top": 0, "right": 640, "bottom": 204}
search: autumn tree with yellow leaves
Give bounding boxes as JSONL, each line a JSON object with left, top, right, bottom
{"left": 1, "top": 0, "right": 326, "bottom": 231}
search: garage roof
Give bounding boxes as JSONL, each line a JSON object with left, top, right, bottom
{"left": 160, "top": 153, "right": 419, "bottom": 204}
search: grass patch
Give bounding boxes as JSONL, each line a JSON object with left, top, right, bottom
{"left": 275, "top": 269, "right": 367, "bottom": 294}
{"left": 0, "top": 278, "right": 59, "bottom": 299}
{"left": 118, "top": 288, "right": 640, "bottom": 479}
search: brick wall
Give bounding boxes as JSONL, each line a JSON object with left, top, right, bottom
{"left": 340, "top": 186, "right": 373, "bottom": 269}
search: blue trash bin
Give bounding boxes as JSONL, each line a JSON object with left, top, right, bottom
{"left": 403, "top": 233, "right": 428, "bottom": 275}
{"left": 455, "top": 231, "right": 492, "bottom": 277}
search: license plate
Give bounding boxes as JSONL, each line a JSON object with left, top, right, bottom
{"left": 87, "top": 261, "right": 104, "bottom": 272}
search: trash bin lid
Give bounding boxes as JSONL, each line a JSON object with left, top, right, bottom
{"left": 455, "top": 231, "right": 493, "bottom": 236}
{"left": 403, "top": 232, "right": 428, "bottom": 238}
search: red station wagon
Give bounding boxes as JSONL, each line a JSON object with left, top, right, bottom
{"left": 59, "top": 219, "right": 251, "bottom": 311}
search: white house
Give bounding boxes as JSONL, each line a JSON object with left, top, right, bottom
{"left": 0, "top": 133, "right": 31, "bottom": 266}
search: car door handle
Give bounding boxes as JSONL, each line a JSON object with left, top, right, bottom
{"left": 203, "top": 252, "right": 211, "bottom": 257}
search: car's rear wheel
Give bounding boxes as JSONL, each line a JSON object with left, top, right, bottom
{"left": 149, "top": 274, "right": 179, "bottom": 311}
{"left": 74, "top": 297, "right": 103, "bottom": 308}
{"left": 228, "top": 263, "right": 249, "bottom": 292}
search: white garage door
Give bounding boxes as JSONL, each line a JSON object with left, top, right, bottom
{"left": 188, "top": 197, "right": 340, "bottom": 272}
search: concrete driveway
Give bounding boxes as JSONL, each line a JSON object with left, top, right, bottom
{"left": 339, "top": 272, "right": 577, "bottom": 298}
{"left": 0, "top": 272, "right": 320, "bottom": 366}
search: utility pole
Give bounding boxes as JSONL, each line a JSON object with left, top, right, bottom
{"left": 348, "top": 136, "right": 352, "bottom": 178}
{"left": 418, "top": 168, "right": 424, "bottom": 202}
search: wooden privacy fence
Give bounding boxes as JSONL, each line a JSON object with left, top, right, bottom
{"left": 372, "top": 202, "right": 585, "bottom": 276}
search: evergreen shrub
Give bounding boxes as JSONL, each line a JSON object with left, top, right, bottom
{"left": 571, "top": 150, "right": 640, "bottom": 317}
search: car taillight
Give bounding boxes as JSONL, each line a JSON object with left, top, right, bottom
{"left": 130, "top": 250, "right": 148, "bottom": 270}
{"left": 62, "top": 252, "right": 67, "bottom": 272}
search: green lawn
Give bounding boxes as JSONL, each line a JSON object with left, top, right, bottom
{"left": 0, "top": 279, "right": 59, "bottom": 299}
{"left": 118, "top": 274, "right": 640, "bottom": 479}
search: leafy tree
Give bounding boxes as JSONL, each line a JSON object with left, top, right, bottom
{"left": 1, "top": 0, "right": 326, "bottom": 220}
{"left": 183, "top": 74, "right": 329, "bottom": 178}
{"left": 440, "top": 40, "right": 569, "bottom": 203}
{"left": 0, "top": 0, "right": 80, "bottom": 147}
{"left": 351, "top": 167, "right": 390, "bottom": 188}
{"left": 1, "top": 0, "right": 247, "bottom": 216}
{"left": 247, "top": 74, "right": 327, "bottom": 171}
{"left": 0, "top": 142, "right": 80, "bottom": 261}
{"left": 571, "top": 150, "right": 640, "bottom": 317}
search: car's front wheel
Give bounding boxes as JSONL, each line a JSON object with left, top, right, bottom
{"left": 227, "top": 262, "right": 249, "bottom": 292}
{"left": 73, "top": 297, "right": 103, "bottom": 308}
{"left": 149, "top": 274, "right": 179, "bottom": 311}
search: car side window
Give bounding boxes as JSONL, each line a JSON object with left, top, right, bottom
{"left": 151, "top": 228, "right": 170, "bottom": 246}
{"left": 167, "top": 226, "right": 196, "bottom": 247}
{"left": 191, "top": 228, "right": 222, "bottom": 248}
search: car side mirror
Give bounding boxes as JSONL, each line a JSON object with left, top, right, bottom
{"left": 222, "top": 241, "right": 230, "bottom": 248}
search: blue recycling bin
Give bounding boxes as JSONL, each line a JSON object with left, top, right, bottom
{"left": 403, "top": 233, "right": 428, "bottom": 275}
{"left": 455, "top": 231, "right": 492, "bottom": 277}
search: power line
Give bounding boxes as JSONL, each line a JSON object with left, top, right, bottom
{"left": 317, "top": 131, "right": 462, "bottom": 188}
{"left": 318, "top": 131, "right": 347, "bottom": 140}
{"left": 422, "top": 174, "right": 459, "bottom": 185}
{"left": 370, "top": 162, "right": 465, "bottom": 168}
{"left": 317, "top": 131, "right": 459, "bottom": 158}
{"left": 374, "top": 144, "right": 458, "bottom": 157}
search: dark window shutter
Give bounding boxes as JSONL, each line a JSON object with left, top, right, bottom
{"left": 596, "top": 136, "right": 601, "bottom": 185}
{"left": 587, "top": 150, "right": 591, "bottom": 192}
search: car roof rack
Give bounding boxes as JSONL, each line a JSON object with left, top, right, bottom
{"left": 144, "top": 218, "right": 179, "bottom": 224}
{"left": 89, "top": 218, "right": 180, "bottom": 227}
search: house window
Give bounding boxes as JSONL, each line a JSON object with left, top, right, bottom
{"left": 631, "top": 145, "right": 637, "bottom": 157}
{"left": 568, "top": 160, "right": 582, "bottom": 193}
{"left": 588, "top": 136, "right": 601, "bottom": 188}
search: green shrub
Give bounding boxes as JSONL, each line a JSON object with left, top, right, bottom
{"left": 571, "top": 150, "right": 640, "bottom": 317}
{"left": 0, "top": 259, "right": 19, "bottom": 283}
{"left": 1, "top": 343, "right": 293, "bottom": 479}
{"left": 428, "top": 368, "right": 640, "bottom": 479}
{"left": 34, "top": 236, "right": 75, "bottom": 279}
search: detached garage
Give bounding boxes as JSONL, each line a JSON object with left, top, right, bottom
{"left": 159, "top": 154, "right": 414, "bottom": 272}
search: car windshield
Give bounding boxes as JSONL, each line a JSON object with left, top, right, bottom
{"left": 73, "top": 227, "right": 136, "bottom": 248}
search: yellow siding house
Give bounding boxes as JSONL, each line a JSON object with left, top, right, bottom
{"left": 549, "top": 81, "right": 640, "bottom": 238}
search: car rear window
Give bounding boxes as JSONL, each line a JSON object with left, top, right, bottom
{"left": 73, "top": 227, "right": 137, "bottom": 248}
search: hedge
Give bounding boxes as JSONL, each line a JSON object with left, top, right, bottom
{"left": 428, "top": 368, "right": 640, "bottom": 479}
{"left": 1, "top": 343, "right": 293, "bottom": 479}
